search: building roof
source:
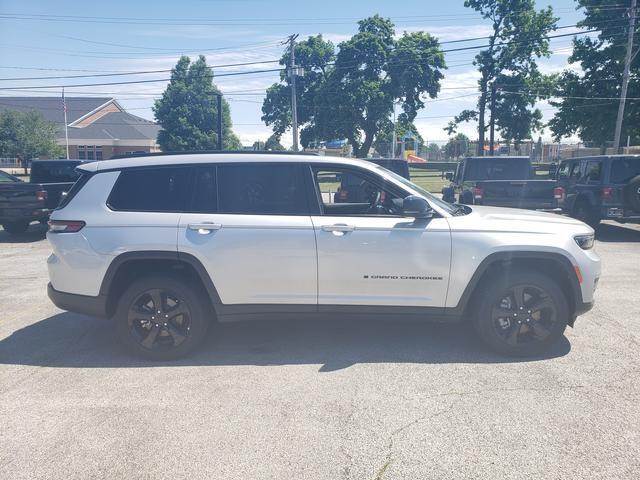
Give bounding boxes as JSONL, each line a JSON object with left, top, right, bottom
{"left": 67, "top": 111, "right": 160, "bottom": 141}
{"left": 0, "top": 96, "right": 114, "bottom": 125}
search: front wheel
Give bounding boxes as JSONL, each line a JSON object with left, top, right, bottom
{"left": 2, "top": 221, "right": 30, "bottom": 234}
{"left": 114, "top": 275, "right": 210, "bottom": 360}
{"left": 473, "top": 271, "right": 569, "bottom": 357}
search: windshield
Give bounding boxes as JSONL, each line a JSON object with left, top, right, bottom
{"left": 374, "top": 165, "right": 457, "bottom": 214}
{"left": 610, "top": 157, "right": 640, "bottom": 183}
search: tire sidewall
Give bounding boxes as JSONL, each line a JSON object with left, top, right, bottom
{"left": 114, "top": 275, "right": 209, "bottom": 360}
{"left": 473, "top": 271, "right": 569, "bottom": 357}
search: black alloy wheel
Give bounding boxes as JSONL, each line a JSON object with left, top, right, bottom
{"left": 473, "top": 271, "right": 569, "bottom": 356}
{"left": 127, "top": 288, "right": 192, "bottom": 351}
{"left": 491, "top": 285, "right": 557, "bottom": 347}
{"left": 115, "top": 275, "right": 209, "bottom": 360}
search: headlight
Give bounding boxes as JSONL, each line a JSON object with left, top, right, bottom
{"left": 574, "top": 234, "right": 594, "bottom": 250}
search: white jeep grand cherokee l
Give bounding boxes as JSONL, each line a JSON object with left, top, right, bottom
{"left": 46, "top": 153, "right": 600, "bottom": 359}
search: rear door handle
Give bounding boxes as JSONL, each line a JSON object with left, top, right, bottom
{"left": 321, "top": 224, "right": 355, "bottom": 233}
{"left": 188, "top": 222, "right": 222, "bottom": 233}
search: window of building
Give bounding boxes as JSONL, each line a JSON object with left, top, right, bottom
{"left": 95, "top": 146, "right": 103, "bottom": 161}
{"left": 217, "top": 163, "right": 307, "bottom": 215}
{"left": 78, "top": 146, "right": 86, "bottom": 160}
{"left": 86, "top": 146, "right": 95, "bottom": 161}
{"left": 108, "top": 167, "right": 191, "bottom": 212}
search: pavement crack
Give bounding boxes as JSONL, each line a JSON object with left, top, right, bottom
{"left": 372, "top": 402, "right": 456, "bottom": 480}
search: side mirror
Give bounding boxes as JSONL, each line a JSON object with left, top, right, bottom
{"left": 445, "top": 172, "right": 453, "bottom": 181}
{"left": 403, "top": 195, "right": 433, "bottom": 218}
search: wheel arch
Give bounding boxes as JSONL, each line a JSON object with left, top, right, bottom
{"left": 100, "top": 251, "right": 221, "bottom": 318}
{"left": 456, "top": 251, "right": 582, "bottom": 326}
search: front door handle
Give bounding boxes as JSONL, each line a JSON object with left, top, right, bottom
{"left": 321, "top": 224, "right": 355, "bottom": 233}
{"left": 188, "top": 223, "right": 222, "bottom": 234}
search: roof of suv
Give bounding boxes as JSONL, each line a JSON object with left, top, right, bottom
{"left": 78, "top": 153, "right": 381, "bottom": 173}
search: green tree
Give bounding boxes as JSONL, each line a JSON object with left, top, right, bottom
{"left": 0, "top": 110, "right": 62, "bottom": 172}
{"left": 444, "top": 133, "right": 471, "bottom": 159}
{"left": 264, "top": 134, "right": 285, "bottom": 151}
{"left": 373, "top": 120, "right": 424, "bottom": 157}
{"left": 426, "top": 143, "right": 441, "bottom": 160}
{"left": 549, "top": 0, "right": 640, "bottom": 151}
{"left": 262, "top": 16, "right": 446, "bottom": 157}
{"left": 445, "top": 1, "right": 557, "bottom": 154}
{"left": 154, "top": 56, "right": 241, "bottom": 151}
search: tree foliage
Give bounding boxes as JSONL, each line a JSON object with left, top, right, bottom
{"left": 373, "top": 120, "right": 424, "bottom": 157}
{"left": 0, "top": 110, "right": 62, "bottom": 163}
{"left": 446, "top": 0, "right": 557, "bottom": 153}
{"left": 444, "top": 133, "right": 472, "bottom": 159}
{"left": 154, "top": 56, "right": 241, "bottom": 151}
{"left": 549, "top": 0, "right": 640, "bottom": 149}
{"left": 262, "top": 16, "right": 446, "bottom": 157}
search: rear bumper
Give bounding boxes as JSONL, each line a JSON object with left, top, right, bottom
{"left": 48, "top": 283, "right": 108, "bottom": 318}
{"left": 0, "top": 208, "right": 51, "bottom": 223}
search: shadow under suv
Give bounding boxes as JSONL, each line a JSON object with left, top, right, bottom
{"left": 46, "top": 153, "right": 600, "bottom": 359}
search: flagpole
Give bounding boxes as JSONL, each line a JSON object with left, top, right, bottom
{"left": 62, "top": 88, "right": 69, "bottom": 159}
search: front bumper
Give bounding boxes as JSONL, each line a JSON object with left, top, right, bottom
{"left": 48, "top": 283, "right": 108, "bottom": 318}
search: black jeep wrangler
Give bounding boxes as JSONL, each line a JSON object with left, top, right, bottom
{"left": 556, "top": 155, "right": 640, "bottom": 227}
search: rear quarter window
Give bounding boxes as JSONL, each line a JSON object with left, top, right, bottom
{"left": 610, "top": 157, "right": 640, "bottom": 183}
{"left": 107, "top": 167, "right": 191, "bottom": 212}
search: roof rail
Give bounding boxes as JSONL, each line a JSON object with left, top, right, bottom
{"left": 110, "top": 150, "right": 319, "bottom": 160}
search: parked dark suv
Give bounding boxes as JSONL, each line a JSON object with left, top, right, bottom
{"left": 556, "top": 155, "right": 640, "bottom": 227}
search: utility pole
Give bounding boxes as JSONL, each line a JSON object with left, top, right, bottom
{"left": 489, "top": 82, "right": 497, "bottom": 156}
{"left": 614, "top": 0, "right": 637, "bottom": 152}
{"left": 391, "top": 104, "right": 397, "bottom": 158}
{"left": 216, "top": 93, "right": 223, "bottom": 150}
{"left": 285, "top": 34, "right": 300, "bottom": 151}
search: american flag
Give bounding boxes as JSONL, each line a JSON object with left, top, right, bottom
{"left": 62, "top": 88, "right": 67, "bottom": 113}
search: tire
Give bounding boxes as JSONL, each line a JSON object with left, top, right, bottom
{"left": 442, "top": 187, "right": 455, "bottom": 203}
{"left": 459, "top": 190, "right": 474, "bottom": 205}
{"left": 572, "top": 202, "right": 600, "bottom": 229}
{"left": 114, "top": 275, "right": 210, "bottom": 360}
{"left": 623, "top": 175, "right": 640, "bottom": 211}
{"left": 472, "top": 270, "right": 569, "bottom": 357}
{"left": 2, "top": 221, "right": 30, "bottom": 234}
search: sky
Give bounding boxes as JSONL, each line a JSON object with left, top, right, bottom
{"left": 0, "top": 0, "right": 587, "bottom": 147}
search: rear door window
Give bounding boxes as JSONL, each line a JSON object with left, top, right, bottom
{"left": 189, "top": 166, "right": 218, "bottom": 213}
{"left": 217, "top": 163, "right": 308, "bottom": 215}
{"left": 584, "top": 161, "right": 602, "bottom": 183}
{"left": 108, "top": 166, "right": 191, "bottom": 212}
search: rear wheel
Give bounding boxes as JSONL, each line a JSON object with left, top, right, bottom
{"left": 473, "top": 271, "right": 569, "bottom": 357}
{"left": 572, "top": 202, "right": 600, "bottom": 229}
{"left": 114, "top": 275, "right": 209, "bottom": 360}
{"left": 2, "top": 221, "right": 30, "bottom": 234}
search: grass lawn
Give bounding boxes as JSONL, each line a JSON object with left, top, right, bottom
{"left": 409, "top": 168, "right": 449, "bottom": 193}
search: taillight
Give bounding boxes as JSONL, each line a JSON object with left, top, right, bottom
{"left": 553, "top": 186, "right": 565, "bottom": 200}
{"left": 35, "top": 190, "right": 47, "bottom": 201}
{"left": 48, "top": 220, "right": 85, "bottom": 233}
{"left": 473, "top": 186, "right": 483, "bottom": 200}
{"left": 601, "top": 187, "right": 613, "bottom": 201}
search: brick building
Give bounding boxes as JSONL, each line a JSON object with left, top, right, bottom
{"left": 0, "top": 97, "right": 161, "bottom": 160}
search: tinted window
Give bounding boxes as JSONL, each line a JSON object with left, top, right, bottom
{"left": 465, "top": 158, "right": 531, "bottom": 180}
{"left": 217, "top": 164, "right": 307, "bottom": 215}
{"left": 557, "top": 162, "right": 570, "bottom": 179}
{"left": 569, "top": 162, "right": 582, "bottom": 179}
{"left": 30, "top": 162, "right": 81, "bottom": 183}
{"left": 190, "top": 166, "right": 218, "bottom": 213}
{"left": 610, "top": 157, "right": 640, "bottom": 183}
{"left": 108, "top": 167, "right": 190, "bottom": 212}
{"left": 584, "top": 161, "right": 602, "bottom": 182}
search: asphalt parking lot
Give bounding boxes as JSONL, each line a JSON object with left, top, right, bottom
{"left": 1, "top": 222, "right": 639, "bottom": 479}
